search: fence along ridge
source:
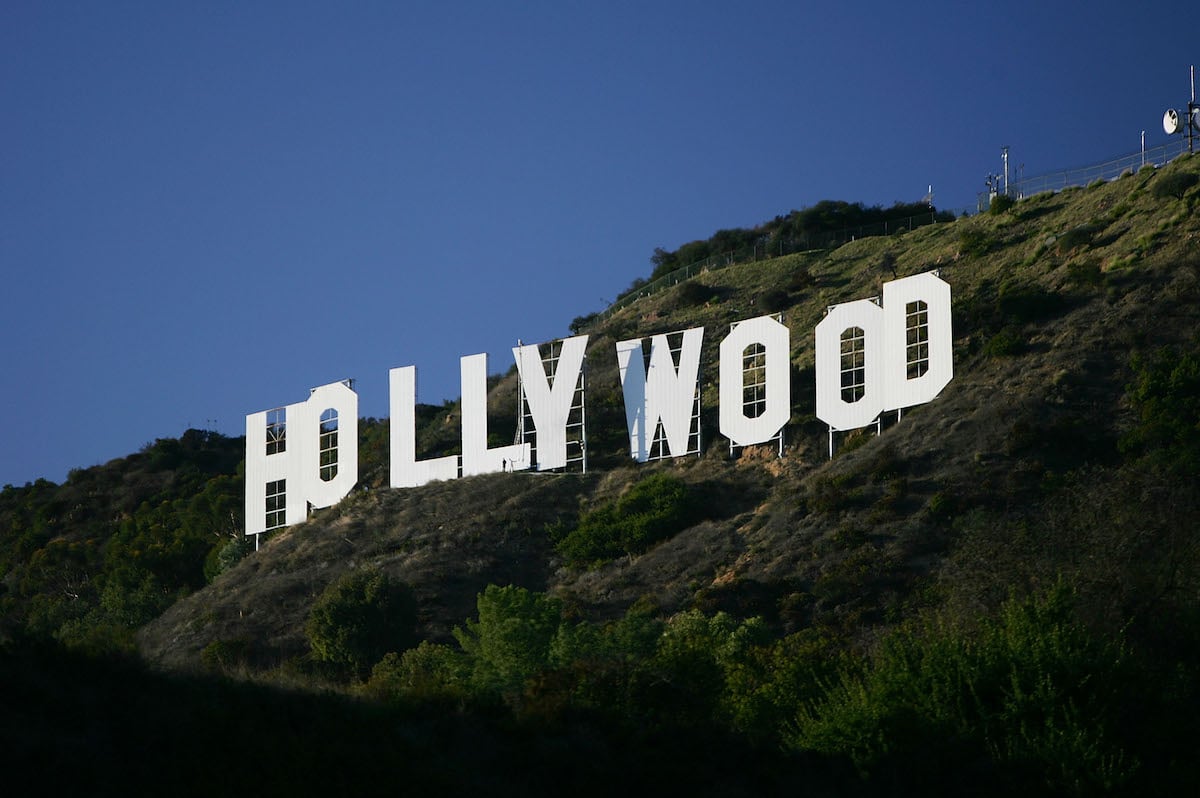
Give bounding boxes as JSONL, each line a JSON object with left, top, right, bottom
{"left": 599, "top": 208, "right": 952, "bottom": 319}
{"left": 598, "top": 139, "right": 1192, "bottom": 321}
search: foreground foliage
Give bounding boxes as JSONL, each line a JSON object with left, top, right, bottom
{"left": 351, "top": 582, "right": 1198, "bottom": 796}
{"left": 788, "top": 583, "right": 1137, "bottom": 794}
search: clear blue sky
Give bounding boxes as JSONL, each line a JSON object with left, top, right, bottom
{"left": 3, "top": 1, "right": 1197, "bottom": 487}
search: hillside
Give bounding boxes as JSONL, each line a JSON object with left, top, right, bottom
{"left": 139, "top": 156, "right": 1200, "bottom": 668}
{"left": 4, "top": 155, "right": 1200, "bottom": 795}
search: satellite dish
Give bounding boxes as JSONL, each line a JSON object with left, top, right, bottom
{"left": 1192, "top": 107, "right": 1200, "bottom": 132}
{"left": 1164, "top": 108, "right": 1183, "bottom": 135}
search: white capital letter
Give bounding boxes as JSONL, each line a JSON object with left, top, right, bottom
{"left": 815, "top": 300, "right": 885, "bottom": 431}
{"left": 513, "top": 336, "right": 588, "bottom": 470}
{"left": 719, "top": 316, "right": 791, "bottom": 447}
{"left": 389, "top": 366, "right": 459, "bottom": 488}
{"left": 245, "top": 380, "right": 358, "bottom": 536}
{"left": 616, "top": 328, "right": 704, "bottom": 462}
{"left": 815, "top": 272, "right": 954, "bottom": 431}
{"left": 881, "top": 272, "right": 953, "bottom": 412}
{"left": 461, "top": 353, "right": 530, "bottom": 477}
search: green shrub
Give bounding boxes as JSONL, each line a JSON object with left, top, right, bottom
{"left": 200, "top": 638, "right": 250, "bottom": 673}
{"left": 989, "top": 194, "right": 1016, "bottom": 214}
{"left": 1119, "top": 341, "right": 1200, "bottom": 473}
{"left": 924, "top": 491, "right": 957, "bottom": 523}
{"left": 363, "top": 641, "right": 470, "bottom": 702}
{"left": 553, "top": 473, "right": 693, "bottom": 566}
{"left": 1066, "top": 258, "right": 1103, "bottom": 287}
{"left": 959, "top": 228, "right": 995, "bottom": 256}
{"left": 807, "top": 474, "right": 861, "bottom": 513}
{"left": 637, "top": 610, "right": 771, "bottom": 727}
{"left": 98, "top": 566, "right": 173, "bottom": 628}
{"left": 786, "top": 265, "right": 815, "bottom": 291}
{"left": 305, "top": 568, "right": 418, "bottom": 680}
{"left": 787, "top": 584, "right": 1137, "bottom": 792}
{"left": 757, "top": 288, "right": 789, "bottom": 312}
{"left": 568, "top": 312, "right": 599, "bottom": 334}
{"left": 983, "top": 328, "right": 1024, "bottom": 357}
{"left": 1152, "top": 171, "right": 1199, "bottom": 200}
{"left": 1056, "top": 225, "right": 1100, "bottom": 254}
{"left": 998, "top": 282, "right": 1065, "bottom": 322}
{"left": 54, "top": 617, "right": 138, "bottom": 657}
{"left": 676, "top": 281, "right": 717, "bottom": 307}
{"left": 203, "top": 535, "right": 252, "bottom": 582}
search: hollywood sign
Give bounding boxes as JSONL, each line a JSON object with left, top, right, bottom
{"left": 245, "top": 272, "right": 952, "bottom": 538}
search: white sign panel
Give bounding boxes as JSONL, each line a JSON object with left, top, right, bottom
{"left": 815, "top": 271, "right": 953, "bottom": 430}
{"left": 245, "top": 380, "right": 358, "bottom": 537}
{"left": 461, "top": 353, "right": 531, "bottom": 477}
{"left": 389, "top": 366, "right": 459, "bottom": 489}
{"left": 513, "top": 335, "right": 588, "bottom": 471}
{"left": 246, "top": 272, "right": 954, "bottom": 536}
{"left": 616, "top": 328, "right": 704, "bottom": 462}
{"left": 719, "top": 315, "right": 791, "bottom": 447}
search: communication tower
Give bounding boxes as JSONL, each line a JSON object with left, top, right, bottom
{"left": 1162, "top": 66, "right": 1199, "bottom": 154}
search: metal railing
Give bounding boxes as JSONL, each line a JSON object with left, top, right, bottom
{"left": 981, "top": 139, "right": 1189, "bottom": 209}
{"left": 596, "top": 139, "right": 1193, "bottom": 322}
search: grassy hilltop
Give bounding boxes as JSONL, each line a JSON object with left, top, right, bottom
{"left": 3, "top": 155, "right": 1199, "bottom": 795}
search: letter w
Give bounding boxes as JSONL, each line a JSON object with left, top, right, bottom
{"left": 615, "top": 328, "right": 703, "bottom": 462}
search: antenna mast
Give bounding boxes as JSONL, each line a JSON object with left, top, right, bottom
{"left": 1160, "top": 66, "right": 1198, "bottom": 155}
{"left": 1191, "top": 65, "right": 1196, "bottom": 154}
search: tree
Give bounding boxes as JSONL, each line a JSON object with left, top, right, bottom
{"left": 453, "top": 584, "right": 564, "bottom": 696}
{"left": 305, "top": 568, "right": 418, "bottom": 680}
{"left": 650, "top": 246, "right": 678, "bottom": 279}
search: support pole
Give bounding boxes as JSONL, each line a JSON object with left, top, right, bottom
{"left": 1190, "top": 65, "right": 1196, "bottom": 154}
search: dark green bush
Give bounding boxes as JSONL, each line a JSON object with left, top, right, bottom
{"left": 989, "top": 194, "right": 1016, "bottom": 214}
{"left": 1152, "top": 170, "right": 1199, "bottom": 200}
{"left": 958, "top": 228, "right": 995, "bottom": 256}
{"left": 568, "top": 312, "right": 599, "bottom": 334}
{"left": 983, "top": 328, "right": 1023, "bottom": 357}
{"left": 364, "top": 641, "right": 471, "bottom": 702}
{"left": 200, "top": 638, "right": 250, "bottom": 673}
{"left": 203, "top": 535, "right": 252, "bottom": 582}
{"left": 453, "top": 585, "right": 564, "bottom": 696}
{"left": 553, "top": 473, "right": 693, "bottom": 566}
{"left": 807, "top": 474, "right": 861, "bottom": 513}
{"left": 787, "top": 584, "right": 1137, "bottom": 793}
{"left": 1056, "top": 225, "right": 1100, "bottom": 254}
{"left": 757, "top": 288, "right": 789, "bottom": 312}
{"left": 1119, "top": 341, "right": 1200, "bottom": 474}
{"left": 305, "top": 568, "right": 418, "bottom": 680}
{"left": 786, "top": 265, "right": 815, "bottom": 291}
{"left": 676, "top": 280, "right": 717, "bottom": 307}
{"left": 998, "top": 282, "right": 1065, "bottom": 322}
{"left": 1066, "top": 258, "right": 1103, "bottom": 287}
